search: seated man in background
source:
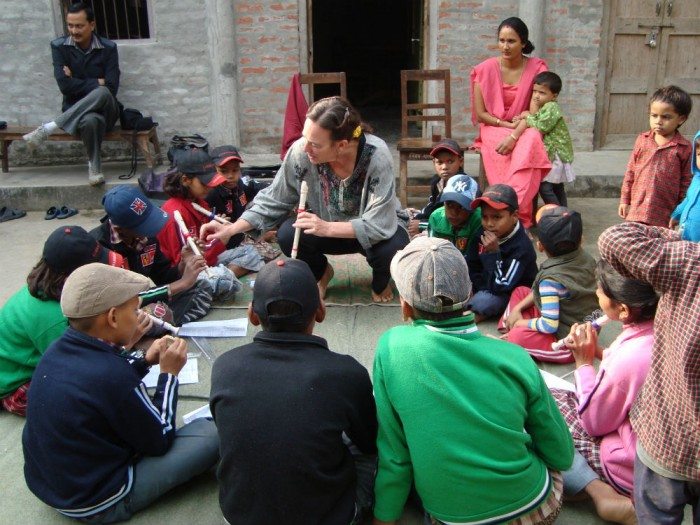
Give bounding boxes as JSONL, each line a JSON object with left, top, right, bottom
{"left": 23, "top": 2, "right": 120, "bottom": 186}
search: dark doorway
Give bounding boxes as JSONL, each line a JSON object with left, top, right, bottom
{"left": 311, "top": 0, "right": 423, "bottom": 143}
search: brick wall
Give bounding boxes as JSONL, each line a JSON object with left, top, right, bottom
{"left": 0, "top": 0, "right": 214, "bottom": 166}
{"left": 541, "top": 0, "right": 604, "bottom": 151}
{"left": 0, "top": 0, "right": 603, "bottom": 166}
{"left": 234, "top": 1, "right": 301, "bottom": 153}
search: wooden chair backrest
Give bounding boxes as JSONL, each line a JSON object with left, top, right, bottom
{"left": 400, "top": 69, "right": 452, "bottom": 138}
{"left": 299, "top": 72, "right": 348, "bottom": 101}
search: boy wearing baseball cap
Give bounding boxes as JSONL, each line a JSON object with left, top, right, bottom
{"left": 159, "top": 149, "right": 247, "bottom": 301}
{"left": 158, "top": 148, "right": 228, "bottom": 267}
{"left": 210, "top": 258, "right": 377, "bottom": 525}
{"left": 466, "top": 184, "right": 537, "bottom": 322}
{"left": 203, "top": 145, "right": 267, "bottom": 277}
{"left": 93, "top": 185, "right": 213, "bottom": 325}
{"left": 22, "top": 263, "right": 219, "bottom": 523}
{"left": 427, "top": 174, "right": 482, "bottom": 257}
{"left": 407, "top": 139, "right": 469, "bottom": 237}
{"left": 501, "top": 206, "right": 598, "bottom": 363}
{"left": 0, "top": 226, "right": 114, "bottom": 417}
{"left": 372, "top": 236, "right": 572, "bottom": 525}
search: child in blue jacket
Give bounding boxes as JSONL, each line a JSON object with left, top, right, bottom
{"left": 670, "top": 130, "right": 700, "bottom": 241}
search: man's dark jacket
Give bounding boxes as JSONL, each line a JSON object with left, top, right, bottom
{"left": 50, "top": 34, "right": 120, "bottom": 112}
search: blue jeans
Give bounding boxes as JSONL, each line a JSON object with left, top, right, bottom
{"left": 468, "top": 290, "right": 509, "bottom": 319}
{"left": 562, "top": 449, "right": 599, "bottom": 496}
{"left": 79, "top": 418, "right": 219, "bottom": 524}
{"left": 634, "top": 454, "right": 700, "bottom": 524}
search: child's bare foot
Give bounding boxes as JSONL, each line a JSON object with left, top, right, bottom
{"left": 371, "top": 284, "right": 394, "bottom": 303}
{"left": 317, "top": 263, "right": 334, "bottom": 299}
{"left": 586, "top": 480, "right": 637, "bottom": 525}
{"left": 227, "top": 263, "right": 250, "bottom": 278}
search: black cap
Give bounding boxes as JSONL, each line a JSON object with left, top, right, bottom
{"left": 43, "top": 226, "right": 110, "bottom": 274}
{"left": 210, "top": 145, "right": 244, "bottom": 167}
{"left": 176, "top": 149, "right": 226, "bottom": 187}
{"left": 537, "top": 206, "right": 583, "bottom": 256}
{"left": 252, "top": 259, "right": 320, "bottom": 329}
{"left": 430, "top": 138, "right": 463, "bottom": 157}
{"left": 471, "top": 184, "right": 519, "bottom": 211}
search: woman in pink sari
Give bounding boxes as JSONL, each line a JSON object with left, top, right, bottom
{"left": 471, "top": 17, "right": 551, "bottom": 229}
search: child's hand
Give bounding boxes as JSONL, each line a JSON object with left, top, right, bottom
{"left": 480, "top": 231, "right": 499, "bottom": 253}
{"left": 124, "top": 309, "right": 154, "bottom": 350}
{"left": 408, "top": 219, "right": 420, "bottom": 238}
{"left": 156, "top": 336, "right": 188, "bottom": 375}
{"left": 567, "top": 322, "right": 598, "bottom": 368}
{"left": 669, "top": 218, "right": 679, "bottom": 230}
{"left": 181, "top": 252, "right": 208, "bottom": 286}
{"left": 505, "top": 308, "right": 523, "bottom": 330}
{"left": 618, "top": 203, "right": 629, "bottom": 219}
{"left": 261, "top": 230, "right": 277, "bottom": 242}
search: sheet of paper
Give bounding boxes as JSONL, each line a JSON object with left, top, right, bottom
{"left": 183, "top": 404, "right": 212, "bottom": 425}
{"left": 143, "top": 357, "right": 199, "bottom": 388}
{"left": 178, "top": 318, "right": 248, "bottom": 338}
{"left": 540, "top": 369, "right": 576, "bottom": 393}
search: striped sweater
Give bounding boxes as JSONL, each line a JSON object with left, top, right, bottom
{"left": 22, "top": 328, "right": 179, "bottom": 518}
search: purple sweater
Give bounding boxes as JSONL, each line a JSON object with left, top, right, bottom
{"left": 574, "top": 320, "right": 653, "bottom": 493}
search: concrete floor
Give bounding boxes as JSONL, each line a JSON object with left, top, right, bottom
{"left": 0, "top": 189, "right": 692, "bottom": 523}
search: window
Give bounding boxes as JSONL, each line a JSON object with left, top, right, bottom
{"left": 61, "top": 0, "right": 150, "bottom": 40}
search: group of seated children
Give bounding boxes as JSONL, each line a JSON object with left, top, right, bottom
{"left": 0, "top": 143, "right": 269, "bottom": 417}
{"left": 5, "top": 77, "right": 700, "bottom": 525}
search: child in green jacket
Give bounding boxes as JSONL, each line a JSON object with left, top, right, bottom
{"left": 428, "top": 174, "right": 481, "bottom": 256}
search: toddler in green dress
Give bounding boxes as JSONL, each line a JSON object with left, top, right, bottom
{"left": 514, "top": 71, "right": 575, "bottom": 206}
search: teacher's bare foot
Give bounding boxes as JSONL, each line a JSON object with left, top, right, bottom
{"left": 317, "top": 263, "right": 334, "bottom": 299}
{"left": 371, "top": 284, "right": 394, "bottom": 303}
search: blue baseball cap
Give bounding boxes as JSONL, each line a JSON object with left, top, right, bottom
{"left": 439, "top": 175, "right": 478, "bottom": 210}
{"left": 102, "top": 185, "right": 169, "bottom": 237}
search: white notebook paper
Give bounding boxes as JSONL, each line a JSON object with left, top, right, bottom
{"left": 143, "top": 356, "right": 199, "bottom": 388}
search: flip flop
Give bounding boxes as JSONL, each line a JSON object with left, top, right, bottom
{"left": 0, "top": 206, "right": 26, "bottom": 223}
{"left": 56, "top": 206, "right": 79, "bottom": 220}
{"left": 45, "top": 206, "right": 60, "bottom": 220}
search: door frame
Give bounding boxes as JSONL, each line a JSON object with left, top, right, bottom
{"left": 593, "top": 0, "right": 613, "bottom": 149}
{"left": 302, "top": 0, "right": 431, "bottom": 85}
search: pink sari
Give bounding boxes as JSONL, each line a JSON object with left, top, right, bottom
{"left": 470, "top": 57, "right": 551, "bottom": 228}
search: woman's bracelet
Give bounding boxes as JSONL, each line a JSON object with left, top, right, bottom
{"left": 509, "top": 133, "right": 518, "bottom": 142}
{"left": 495, "top": 118, "right": 501, "bottom": 127}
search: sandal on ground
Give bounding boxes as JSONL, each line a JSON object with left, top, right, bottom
{"left": 45, "top": 206, "right": 60, "bottom": 220}
{"left": 56, "top": 206, "right": 79, "bottom": 220}
{"left": 0, "top": 206, "right": 27, "bottom": 223}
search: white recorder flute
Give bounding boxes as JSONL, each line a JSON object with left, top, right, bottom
{"left": 551, "top": 314, "right": 610, "bottom": 351}
{"left": 291, "top": 180, "right": 309, "bottom": 259}
{"left": 146, "top": 312, "right": 180, "bottom": 335}
{"left": 173, "top": 209, "right": 212, "bottom": 277}
{"left": 192, "top": 202, "right": 231, "bottom": 224}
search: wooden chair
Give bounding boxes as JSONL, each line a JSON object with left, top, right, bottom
{"left": 397, "top": 69, "right": 454, "bottom": 207}
{"left": 299, "top": 72, "right": 347, "bottom": 101}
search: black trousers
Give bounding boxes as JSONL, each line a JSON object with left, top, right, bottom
{"left": 277, "top": 217, "right": 409, "bottom": 294}
{"left": 539, "top": 181, "right": 568, "bottom": 207}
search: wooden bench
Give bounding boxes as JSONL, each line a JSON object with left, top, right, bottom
{"left": 0, "top": 125, "right": 162, "bottom": 173}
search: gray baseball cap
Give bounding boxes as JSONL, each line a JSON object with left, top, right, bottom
{"left": 61, "top": 263, "right": 154, "bottom": 318}
{"left": 390, "top": 236, "right": 472, "bottom": 313}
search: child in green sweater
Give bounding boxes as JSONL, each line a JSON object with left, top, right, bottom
{"left": 428, "top": 174, "right": 482, "bottom": 256}
{"left": 373, "top": 236, "right": 573, "bottom": 525}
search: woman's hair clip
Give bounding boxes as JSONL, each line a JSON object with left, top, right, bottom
{"left": 352, "top": 125, "right": 362, "bottom": 139}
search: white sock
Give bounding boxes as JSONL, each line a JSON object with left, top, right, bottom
{"left": 42, "top": 121, "right": 59, "bottom": 134}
